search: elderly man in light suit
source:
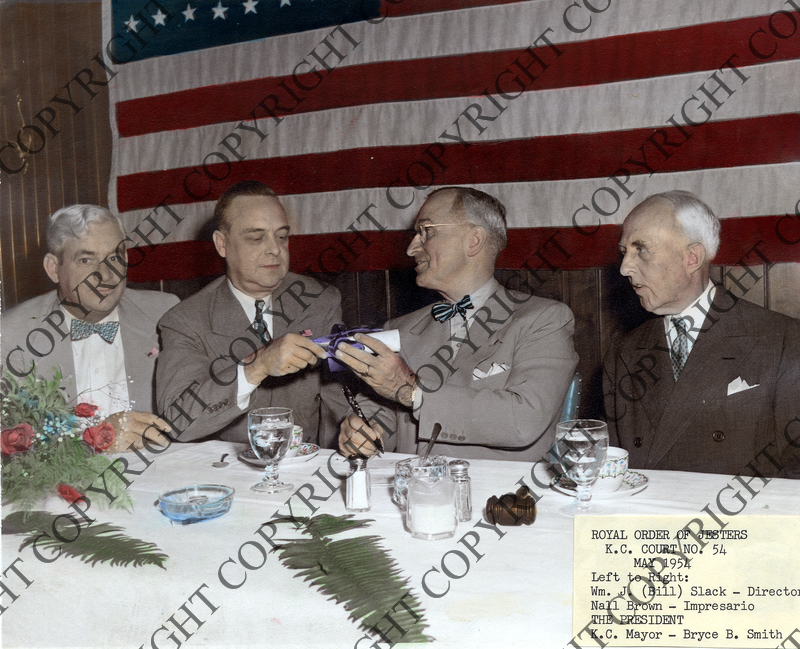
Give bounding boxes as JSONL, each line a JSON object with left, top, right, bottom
{"left": 156, "top": 181, "right": 343, "bottom": 443}
{"left": 604, "top": 190, "right": 800, "bottom": 477}
{"left": 1, "top": 204, "right": 177, "bottom": 450}
{"left": 336, "top": 186, "right": 578, "bottom": 461}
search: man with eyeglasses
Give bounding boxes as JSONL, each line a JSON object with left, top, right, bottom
{"left": 335, "top": 186, "right": 578, "bottom": 461}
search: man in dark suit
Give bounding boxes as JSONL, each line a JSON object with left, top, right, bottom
{"left": 335, "top": 187, "right": 578, "bottom": 461}
{"left": 604, "top": 190, "right": 800, "bottom": 477}
{"left": 2, "top": 204, "right": 177, "bottom": 451}
{"left": 156, "top": 181, "right": 342, "bottom": 443}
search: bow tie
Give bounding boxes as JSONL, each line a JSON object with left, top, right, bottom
{"left": 70, "top": 319, "right": 120, "bottom": 344}
{"left": 431, "top": 295, "right": 473, "bottom": 322}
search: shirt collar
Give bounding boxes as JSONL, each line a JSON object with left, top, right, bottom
{"left": 664, "top": 280, "right": 716, "bottom": 333}
{"left": 228, "top": 279, "right": 272, "bottom": 318}
{"left": 62, "top": 305, "right": 120, "bottom": 325}
{"left": 469, "top": 277, "right": 497, "bottom": 315}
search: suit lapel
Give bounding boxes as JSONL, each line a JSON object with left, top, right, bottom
{"left": 630, "top": 319, "right": 674, "bottom": 432}
{"left": 645, "top": 292, "right": 756, "bottom": 468}
{"left": 38, "top": 294, "right": 78, "bottom": 403}
{"left": 118, "top": 293, "right": 161, "bottom": 412}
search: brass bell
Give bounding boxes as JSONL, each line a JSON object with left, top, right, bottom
{"left": 485, "top": 486, "right": 537, "bottom": 526}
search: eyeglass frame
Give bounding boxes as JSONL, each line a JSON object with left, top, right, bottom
{"left": 411, "top": 222, "right": 476, "bottom": 244}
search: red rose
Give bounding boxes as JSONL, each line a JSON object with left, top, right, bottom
{"left": 83, "top": 423, "right": 115, "bottom": 452}
{"left": 74, "top": 403, "right": 99, "bottom": 418}
{"left": 1, "top": 423, "right": 35, "bottom": 455}
{"left": 57, "top": 484, "right": 85, "bottom": 504}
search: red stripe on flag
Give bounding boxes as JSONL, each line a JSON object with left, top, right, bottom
{"left": 126, "top": 215, "right": 800, "bottom": 283}
{"left": 116, "top": 14, "right": 799, "bottom": 137}
{"left": 383, "top": 0, "right": 530, "bottom": 17}
{"left": 117, "top": 114, "right": 800, "bottom": 212}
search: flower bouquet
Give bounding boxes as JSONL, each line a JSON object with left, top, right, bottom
{"left": 1, "top": 367, "right": 132, "bottom": 511}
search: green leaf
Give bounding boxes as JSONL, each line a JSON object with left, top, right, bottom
{"left": 4, "top": 511, "right": 168, "bottom": 569}
{"left": 272, "top": 514, "right": 430, "bottom": 642}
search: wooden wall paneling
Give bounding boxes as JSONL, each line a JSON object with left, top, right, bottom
{"left": 387, "top": 269, "right": 440, "bottom": 320}
{"left": 768, "top": 262, "right": 800, "bottom": 319}
{"left": 564, "top": 268, "right": 603, "bottom": 419}
{"left": 353, "top": 270, "right": 389, "bottom": 328}
{"left": 721, "top": 263, "right": 767, "bottom": 307}
{"left": 0, "top": 2, "right": 109, "bottom": 311}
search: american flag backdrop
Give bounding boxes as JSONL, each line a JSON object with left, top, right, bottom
{"left": 102, "top": 0, "right": 800, "bottom": 281}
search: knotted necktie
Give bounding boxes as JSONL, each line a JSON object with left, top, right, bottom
{"left": 431, "top": 295, "right": 473, "bottom": 322}
{"left": 70, "top": 319, "right": 120, "bottom": 344}
{"left": 670, "top": 317, "right": 689, "bottom": 381}
{"left": 253, "top": 299, "right": 272, "bottom": 346}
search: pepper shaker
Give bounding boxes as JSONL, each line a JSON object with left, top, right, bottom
{"left": 449, "top": 459, "right": 472, "bottom": 522}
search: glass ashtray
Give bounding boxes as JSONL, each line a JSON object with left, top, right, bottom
{"left": 158, "top": 484, "right": 235, "bottom": 525}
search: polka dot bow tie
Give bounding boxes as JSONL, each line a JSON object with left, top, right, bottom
{"left": 431, "top": 295, "right": 474, "bottom": 322}
{"left": 70, "top": 319, "right": 120, "bottom": 344}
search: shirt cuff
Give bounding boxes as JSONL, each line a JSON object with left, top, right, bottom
{"left": 412, "top": 382, "right": 423, "bottom": 414}
{"left": 236, "top": 364, "right": 259, "bottom": 410}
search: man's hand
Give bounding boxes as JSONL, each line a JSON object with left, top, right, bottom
{"left": 338, "top": 413, "right": 385, "bottom": 458}
{"left": 103, "top": 411, "right": 172, "bottom": 453}
{"left": 334, "top": 334, "right": 416, "bottom": 406}
{"left": 244, "top": 333, "right": 326, "bottom": 385}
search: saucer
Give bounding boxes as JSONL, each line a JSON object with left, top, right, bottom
{"left": 550, "top": 470, "right": 649, "bottom": 498}
{"left": 238, "top": 444, "right": 320, "bottom": 467}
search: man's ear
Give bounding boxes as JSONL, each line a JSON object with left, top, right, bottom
{"left": 43, "top": 253, "right": 60, "bottom": 284}
{"left": 686, "top": 242, "right": 706, "bottom": 273}
{"left": 212, "top": 230, "right": 227, "bottom": 258}
{"left": 467, "top": 226, "right": 488, "bottom": 258}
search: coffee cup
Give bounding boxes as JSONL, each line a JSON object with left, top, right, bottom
{"left": 283, "top": 425, "right": 304, "bottom": 458}
{"left": 594, "top": 446, "right": 629, "bottom": 493}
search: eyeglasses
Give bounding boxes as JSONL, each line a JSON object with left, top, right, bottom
{"left": 411, "top": 222, "right": 474, "bottom": 244}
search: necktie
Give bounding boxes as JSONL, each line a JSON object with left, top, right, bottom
{"left": 70, "top": 319, "right": 120, "bottom": 344}
{"left": 670, "top": 317, "right": 689, "bottom": 381}
{"left": 431, "top": 295, "right": 474, "bottom": 322}
{"left": 253, "top": 299, "right": 272, "bottom": 346}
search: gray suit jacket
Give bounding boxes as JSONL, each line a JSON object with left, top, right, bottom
{"left": 603, "top": 287, "right": 800, "bottom": 477}
{"left": 1, "top": 288, "right": 179, "bottom": 413}
{"left": 156, "top": 272, "right": 343, "bottom": 444}
{"left": 360, "top": 281, "right": 578, "bottom": 462}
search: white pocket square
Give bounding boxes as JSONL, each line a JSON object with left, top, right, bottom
{"left": 727, "top": 377, "right": 760, "bottom": 396}
{"left": 472, "top": 362, "right": 509, "bottom": 380}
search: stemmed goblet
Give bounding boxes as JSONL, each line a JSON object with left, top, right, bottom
{"left": 554, "top": 419, "right": 609, "bottom": 515}
{"left": 248, "top": 407, "right": 294, "bottom": 493}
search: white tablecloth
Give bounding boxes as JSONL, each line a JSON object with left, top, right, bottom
{"left": 2, "top": 440, "right": 798, "bottom": 649}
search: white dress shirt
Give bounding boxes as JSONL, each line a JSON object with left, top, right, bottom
{"left": 412, "top": 277, "right": 498, "bottom": 410}
{"left": 449, "top": 277, "right": 497, "bottom": 350}
{"left": 664, "top": 280, "right": 716, "bottom": 360}
{"left": 229, "top": 280, "right": 274, "bottom": 409}
{"left": 64, "top": 307, "right": 131, "bottom": 414}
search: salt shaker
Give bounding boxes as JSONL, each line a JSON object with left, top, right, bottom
{"left": 346, "top": 457, "right": 371, "bottom": 511}
{"left": 449, "top": 460, "right": 472, "bottom": 522}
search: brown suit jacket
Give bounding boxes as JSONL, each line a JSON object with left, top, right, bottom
{"left": 1, "top": 288, "right": 178, "bottom": 413}
{"left": 156, "top": 273, "right": 343, "bottom": 443}
{"left": 603, "top": 287, "right": 800, "bottom": 477}
{"left": 360, "top": 280, "right": 578, "bottom": 461}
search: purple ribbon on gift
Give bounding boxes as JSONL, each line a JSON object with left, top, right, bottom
{"left": 314, "top": 324, "right": 382, "bottom": 372}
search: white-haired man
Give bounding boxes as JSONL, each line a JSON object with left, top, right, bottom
{"left": 604, "top": 190, "right": 800, "bottom": 477}
{"left": 336, "top": 186, "right": 578, "bottom": 461}
{"left": 1, "top": 204, "right": 176, "bottom": 450}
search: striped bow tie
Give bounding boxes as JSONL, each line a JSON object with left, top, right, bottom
{"left": 431, "top": 295, "right": 473, "bottom": 322}
{"left": 70, "top": 319, "right": 120, "bottom": 344}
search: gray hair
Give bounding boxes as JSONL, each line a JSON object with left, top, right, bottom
{"left": 427, "top": 186, "right": 508, "bottom": 253}
{"left": 47, "top": 204, "right": 126, "bottom": 257}
{"left": 632, "top": 190, "right": 721, "bottom": 260}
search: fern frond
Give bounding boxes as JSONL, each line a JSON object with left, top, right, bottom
{"left": 272, "top": 514, "right": 430, "bottom": 642}
{"left": 3, "top": 511, "right": 168, "bottom": 569}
